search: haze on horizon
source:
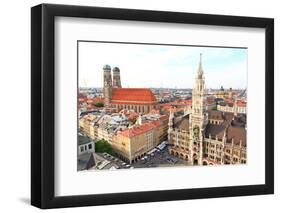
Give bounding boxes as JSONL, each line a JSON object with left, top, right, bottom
{"left": 78, "top": 42, "right": 247, "bottom": 90}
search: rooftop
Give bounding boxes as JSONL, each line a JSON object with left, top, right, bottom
{"left": 111, "top": 88, "right": 157, "bottom": 103}
{"left": 103, "top": 64, "right": 111, "bottom": 70}
{"left": 113, "top": 67, "right": 120, "bottom": 72}
{"left": 78, "top": 135, "right": 93, "bottom": 145}
{"left": 119, "top": 120, "right": 162, "bottom": 138}
{"left": 226, "top": 126, "right": 246, "bottom": 146}
{"left": 174, "top": 114, "right": 190, "bottom": 130}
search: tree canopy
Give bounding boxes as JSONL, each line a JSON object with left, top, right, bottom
{"left": 95, "top": 139, "right": 115, "bottom": 156}
{"left": 94, "top": 102, "right": 104, "bottom": 107}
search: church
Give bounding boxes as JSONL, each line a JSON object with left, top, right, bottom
{"left": 168, "top": 54, "right": 247, "bottom": 166}
{"left": 103, "top": 65, "right": 158, "bottom": 114}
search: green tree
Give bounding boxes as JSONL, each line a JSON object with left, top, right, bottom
{"left": 95, "top": 139, "right": 116, "bottom": 156}
{"left": 94, "top": 102, "right": 104, "bottom": 107}
{"left": 211, "top": 106, "right": 217, "bottom": 111}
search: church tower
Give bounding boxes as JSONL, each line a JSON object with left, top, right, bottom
{"left": 112, "top": 67, "right": 122, "bottom": 88}
{"left": 168, "top": 108, "right": 174, "bottom": 144}
{"left": 190, "top": 54, "right": 207, "bottom": 165}
{"left": 103, "top": 64, "right": 112, "bottom": 107}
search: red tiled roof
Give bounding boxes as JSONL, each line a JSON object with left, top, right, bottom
{"left": 224, "top": 98, "right": 234, "bottom": 103}
{"left": 236, "top": 101, "right": 246, "bottom": 107}
{"left": 79, "top": 97, "right": 104, "bottom": 105}
{"left": 170, "top": 100, "right": 192, "bottom": 106}
{"left": 160, "top": 105, "right": 183, "bottom": 113}
{"left": 87, "top": 99, "right": 94, "bottom": 104}
{"left": 111, "top": 101, "right": 157, "bottom": 105}
{"left": 205, "top": 99, "right": 216, "bottom": 105}
{"left": 111, "top": 88, "right": 157, "bottom": 103}
{"left": 119, "top": 120, "right": 161, "bottom": 138}
{"left": 79, "top": 98, "right": 86, "bottom": 103}
{"left": 78, "top": 93, "right": 86, "bottom": 99}
{"left": 159, "top": 114, "right": 169, "bottom": 121}
{"left": 93, "top": 97, "right": 104, "bottom": 103}
{"left": 149, "top": 109, "right": 160, "bottom": 114}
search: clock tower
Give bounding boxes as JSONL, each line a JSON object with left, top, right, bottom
{"left": 190, "top": 54, "right": 207, "bottom": 165}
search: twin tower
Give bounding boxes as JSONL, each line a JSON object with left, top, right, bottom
{"left": 103, "top": 64, "right": 122, "bottom": 107}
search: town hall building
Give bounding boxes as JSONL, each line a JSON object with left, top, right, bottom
{"left": 168, "top": 54, "right": 247, "bottom": 166}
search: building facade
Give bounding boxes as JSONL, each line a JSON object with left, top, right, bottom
{"left": 217, "top": 99, "right": 247, "bottom": 115}
{"left": 213, "top": 86, "right": 233, "bottom": 99}
{"left": 112, "top": 116, "right": 168, "bottom": 163}
{"left": 78, "top": 134, "right": 95, "bottom": 156}
{"left": 103, "top": 65, "right": 158, "bottom": 113}
{"left": 168, "top": 54, "right": 247, "bottom": 166}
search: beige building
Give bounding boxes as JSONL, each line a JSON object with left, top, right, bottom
{"left": 217, "top": 99, "right": 247, "bottom": 115}
{"left": 79, "top": 114, "right": 99, "bottom": 137}
{"left": 213, "top": 86, "right": 233, "bottom": 99}
{"left": 79, "top": 110, "right": 168, "bottom": 164}
{"left": 113, "top": 117, "right": 168, "bottom": 163}
{"left": 79, "top": 113, "right": 130, "bottom": 143}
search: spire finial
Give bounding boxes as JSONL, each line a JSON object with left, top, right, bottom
{"left": 198, "top": 53, "right": 203, "bottom": 77}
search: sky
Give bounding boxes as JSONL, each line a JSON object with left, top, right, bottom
{"left": 78, "top": 41, "right": 247, "bottom": 89}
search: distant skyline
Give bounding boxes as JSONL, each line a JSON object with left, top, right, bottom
{"left": 78, "top": 42, "right": 247, "bottom": 89}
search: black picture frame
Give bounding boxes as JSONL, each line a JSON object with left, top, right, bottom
{"left": 31, "top": 3, "right": 274, "bottom": 209}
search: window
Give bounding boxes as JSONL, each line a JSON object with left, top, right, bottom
{"left": 80, "top": 146, "right": 84, "bottom": 152}
{"left": 88, "top": 144, "right": 92, "bottom": 149}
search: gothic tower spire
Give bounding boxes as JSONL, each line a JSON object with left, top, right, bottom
{"left": 190, "top": 53, "right": 206, "bottom": 166}
{"left": 197, "top": 53, "right": 204, "bottom": 79}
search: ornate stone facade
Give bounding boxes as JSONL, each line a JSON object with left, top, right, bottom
{"left": 168, "top": 54, "right": 247, "bottom": 166}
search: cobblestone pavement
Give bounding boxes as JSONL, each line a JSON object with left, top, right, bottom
{"left": 132, "top": 145, "right": 190, "bottom": 168}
